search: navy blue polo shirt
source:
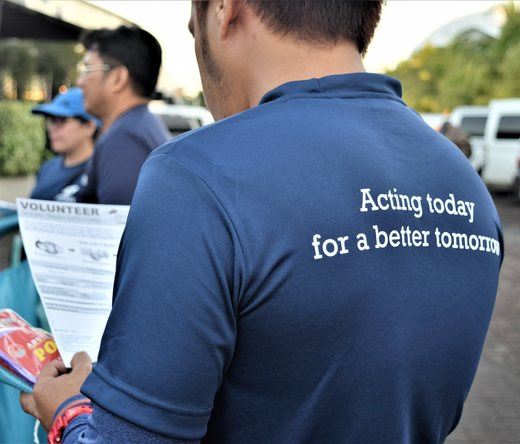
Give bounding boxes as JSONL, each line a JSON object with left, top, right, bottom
{"left": 78, "top": 104, "right": 170, "bottom": 205}
{"left": 82, "top": 73, "right": 502, "bottom": 443}
{"left": 31, "top": 156, "right": 89, "bottom": 202}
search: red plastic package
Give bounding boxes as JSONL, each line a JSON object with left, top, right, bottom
{"left": 0, "top": 309, "right": 61, "bottom": 385}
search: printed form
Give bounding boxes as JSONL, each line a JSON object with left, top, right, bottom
{"left": 16, "top": 198, "right": 129, "bottom": 366}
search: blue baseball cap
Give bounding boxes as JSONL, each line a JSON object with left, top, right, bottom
{"left": 32, "top": 88, "right": 101, "bottom": 127}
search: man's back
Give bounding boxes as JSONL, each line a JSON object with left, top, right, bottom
{"left": 83, "top": 73, "right": 502, "bottom": 443}
{"left": 78, "top": 104, "right": 170, "bottom": 205}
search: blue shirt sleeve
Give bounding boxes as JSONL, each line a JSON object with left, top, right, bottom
{"left": 78, "top": 131, "right": 153, "bottom": 205}
{"left": 80, "top": 150, "right": 245, "bottom": 440}
{"left": 96, "top": 132, "right": 150, "bottom": 205}
{"left": 95, "top": 132, "right": 151, "bottom": 204}
{"left": 61, "top": 403, "right": 196, "bottom": 443}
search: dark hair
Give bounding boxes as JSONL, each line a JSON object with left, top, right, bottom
{"left": 80, "top": 26, "right": 162, "bottom": 98}
{"left": 196, "top": 0, "right": 383, "bottom": 54}
{"left": 76, "top": 117, "right": 101, "bottom": 141}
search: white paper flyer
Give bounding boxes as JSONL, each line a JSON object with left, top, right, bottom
{"left": 16, "top": 198, "right": 129, "bottom": 366}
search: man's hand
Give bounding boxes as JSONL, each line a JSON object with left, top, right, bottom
{"left": 20, "top": 352, "right": 92, "bottom": 431}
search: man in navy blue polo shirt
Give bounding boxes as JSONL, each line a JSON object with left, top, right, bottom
{"left": 75, "top": 26, "right": 170, "bottom": 205}
{"left": 22, "top": 1, "right": 502, "bottom": 443}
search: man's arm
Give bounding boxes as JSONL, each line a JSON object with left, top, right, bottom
{"left": 62, "top": 398, "right": 196, "bottom": 443}
{"left": 23, "top": 147, "right": 244, "bottom": 440}
{"left": 95, "top": 132, "right": 153, "bottom": 205}
{"left": 21, "top": 354, "right": 193, "bottom": 443}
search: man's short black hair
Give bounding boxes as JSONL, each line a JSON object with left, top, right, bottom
{"left": 196, "top": 0, "right": 384, "bottom": 55}
{"left": 81, "top": 26, "right": 162, "bottom": 98}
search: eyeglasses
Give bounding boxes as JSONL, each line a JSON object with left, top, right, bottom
{"left": 76, "top": 61, "right": 117, "bottom": 76}
{"left": 46, "top": 116, "right": 71, "bottom": 127}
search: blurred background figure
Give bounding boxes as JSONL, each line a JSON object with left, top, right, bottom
{"left": 30, "top": 88, "right": 100, "bottom": 202}
{"left": 75, "top": 26, "right": 170, "bottom": 205}
{"left": 439, "top": 120, "right": 472, "bottom": 159}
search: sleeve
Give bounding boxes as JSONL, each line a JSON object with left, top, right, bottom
{"left": 95, "top": 132, "right": 153, "bottom": 205}
{"left": 62, "top": 403, "right": 195, "bottom": 444}
{"left": 80, "top": 152, "right": 245, "bottom": 440}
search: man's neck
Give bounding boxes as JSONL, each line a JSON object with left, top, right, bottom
{"left": 244, "top": 39, "right": 365, "bottom": 110}
{"left": 101, "top": 96, "right": 149, "bottom": 131}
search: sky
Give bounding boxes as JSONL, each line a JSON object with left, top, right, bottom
{"left": 91, "top": 0, "right": 505, "bottom": 97}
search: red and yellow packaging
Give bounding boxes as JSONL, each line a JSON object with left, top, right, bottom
{"left": 0, "top": 309, "right": 61, "bottom": 385}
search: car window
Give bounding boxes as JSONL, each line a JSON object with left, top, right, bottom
{"left": 157, "top": 114, "right": 193, "bottom": 136}
{"left": 497, "top": 115, "right": 520, "bottom": 140}
{"left": 459, "top": 116, "right": 487, "bottom": 137}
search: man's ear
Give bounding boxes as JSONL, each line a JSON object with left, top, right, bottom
{"left": 109, "top": 65, "right": 131, "bottom": 94}
{"left": 218, "top": 0, "right": 240, "bottom": 41}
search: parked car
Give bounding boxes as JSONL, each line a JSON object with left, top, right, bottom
{"left": 149, "top": 101, "right": 214, "bottom": 137}
{"left": 449, "top": 106, "right": 488, "bottom": 174}
{"left": 481, "top": 99, "right": 520, "bottom": 191}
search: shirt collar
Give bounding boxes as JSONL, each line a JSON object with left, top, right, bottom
{"left": 259, "top": 72, "right": 403, "bottom": 106}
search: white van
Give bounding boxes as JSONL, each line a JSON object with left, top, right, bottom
{"left": 149, "top": 101, "right": 214, "bottom": 137}
{"left": 481, "top": 99, "right": 520, "bottom": 190}
{"left": 449, "top": 106, "right": 488, "bottom": 174}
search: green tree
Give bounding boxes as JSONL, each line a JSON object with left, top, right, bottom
{"left": 0, "top": 39, "right": 81, "bottom": 100}
{"left": 34, "top": 42, "right": 83, "bottom": 97}
{"left": 0, "top": 101, "right": 46, "bottom": 176}
{"left": 0, "top": 40, "right": 37, "bottom": 99}
{"left": 494, "top": 41, "right": 520, "bottom": 98}
{"left": 386, "top": 2, "right": 520, "bottom": 112}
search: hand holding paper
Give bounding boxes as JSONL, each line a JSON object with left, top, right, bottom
{"left": 20, "top": 352, "right": 92, "bottom": 431}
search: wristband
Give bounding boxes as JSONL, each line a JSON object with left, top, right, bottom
{"left": 48, "top": 403, "right": 93, "bottom": 443}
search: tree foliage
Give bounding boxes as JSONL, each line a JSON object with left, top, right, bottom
{"left": 0, "top": 101, "right": 46, "bottom": 176}
{"left": 386, "top": 3, "right": 520, "bottom": 112}
{"left": 0, "top": 40, "right": 82, "bottom": 100}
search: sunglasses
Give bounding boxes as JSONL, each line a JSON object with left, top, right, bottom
{"left": 46, "top": 116, "right": 72, "bottom": 127}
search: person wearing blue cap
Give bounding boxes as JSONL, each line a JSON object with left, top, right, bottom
{"left": 30, "top": 88, "right": 101, "bottom": 202}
